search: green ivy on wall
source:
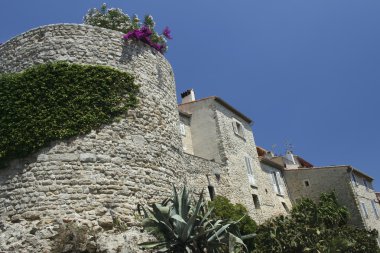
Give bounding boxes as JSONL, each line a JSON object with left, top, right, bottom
{"left": 0, "top": 62, "right": 138, "bottom": 167}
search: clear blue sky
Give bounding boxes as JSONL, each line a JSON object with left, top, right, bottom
{"left": 1, "top": 1, "right": 380, "bottom": 189}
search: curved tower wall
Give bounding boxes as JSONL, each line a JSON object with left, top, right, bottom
{"left": 0, "top": 24, "right": 184, "bottom": 251}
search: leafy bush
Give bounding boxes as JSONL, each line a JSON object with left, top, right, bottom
{"left": 209, "top": 196, "right": 257, "bottom": 252}
{"left": 0, "top": 62, "right": 138, "bottom": 167}
{"left": 138, "top": 186, "right": 254, "bottom": 252}
{"left": 84, "top": 3, "right": 132, "bottom": 33}
{"left": 253, "top": 192, "right": 380, "bottom": 253}
{"left": 84, "top": 3, "right": 172, "bottom": 53}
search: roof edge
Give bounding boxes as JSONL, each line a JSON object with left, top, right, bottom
{"left": 178, "top": 96, "right": 253, "bottom": 124}
{"left": 285, "top": 165, "right": 374, "bottom": 180}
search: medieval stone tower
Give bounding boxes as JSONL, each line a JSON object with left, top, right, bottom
{"left": 0, "top": 24, "right": 187, "bottom": 252}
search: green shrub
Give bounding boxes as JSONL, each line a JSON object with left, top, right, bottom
{"left": 253, "top": 192, "right": 380, "bottom": 253}
{"left": 0, "top": 62, "right": 138, "bottom": 166}
{"left": 209, "top": 196, "right": 257, "bottom": 252}
{"left": 84, "top": 3, "right": 133, "bottom": 33}
{"left": 84, "top": 4, "right": 172, "bottom": 54}
{"left": 138, "top": 186, "right": 253, "bottom": 252}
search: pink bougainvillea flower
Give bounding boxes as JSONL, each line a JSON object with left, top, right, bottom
{"left": 140, "top": 26, "right": 152, "bottom": 36}
{"left": 163, "top": 26, "right": 172, "bottom": 40}
{"left": 123, "top": 25, "right": 170, "bottom": 54}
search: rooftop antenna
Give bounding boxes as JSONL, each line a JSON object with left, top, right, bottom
{"left": 271, "top": 144, "right": 278, "bottom": 156}
{"left": 285, "top": 140, "right": 294, "bottom": 154}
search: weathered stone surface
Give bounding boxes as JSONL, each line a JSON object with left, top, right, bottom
{"left": 0, "top": 24, "right": 184, "bottom": 252}
{"left": 80, "top": 153, "right": 97, "bottom": 163}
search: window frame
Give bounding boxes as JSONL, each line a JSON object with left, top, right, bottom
{"left": 232, "top": 119, "right": 245, "bottom": 140}
{"left": 372, "top": 200, "right": 379, "bottom": 219}
{"left": 361, "top": 201, "right": 369, "bottom": 219}
{"left": 363, "top": 178, "right": 372, "bottom": 191}
{"left": 245, "top": 156, "right": 256, "bottom": 187}
{"left": 179, "top": 122, "right": 186, "bottom": 136}
{"left": 351, "top": 173, "right": 358, "bottom": 186}
{"left": 252, "top": 194, "right": 260, "bottom": 209}
{"left": 282, "top": 202, "right": 289, "bottom": 213}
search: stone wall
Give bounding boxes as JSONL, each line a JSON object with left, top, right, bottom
{"left": 284, "top": 167, "right": 365, "bottom": 227}
{"left": 179, "top": 98, "right": 293, "bottom": 224}
{"left": 179, "top": 99, "right": 222, "bottom": 163}
{"left": 179, "top": 114, "right": 194, "bottom": 155}
{"left": 260, "top": 163, "right": 293, "bottom": 219}
{"left": 213, "top": 102, "right": 289, "bottom": 223}
{"left": 0, "top": 24, "right": 184, "bottom": 252}
{"left": 350, "top": 171, "right": 380, "bottom": 233}
{"left": 183, "top": 153, "right": 228, "bottom": 200}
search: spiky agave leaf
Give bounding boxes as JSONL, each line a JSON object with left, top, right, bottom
{"left": 138, "top": 186, "right": 250, "bottom": 252}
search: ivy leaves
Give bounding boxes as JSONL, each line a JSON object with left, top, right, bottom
{"left": 0, "top": 62, "right": 138, "bottom": 167}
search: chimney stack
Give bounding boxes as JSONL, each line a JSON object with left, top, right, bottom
{"left": 284, "top": 150, "right": 296, "bottom": 165}
{"left": 181, "top": 89, "right": 195, "bottom": 104}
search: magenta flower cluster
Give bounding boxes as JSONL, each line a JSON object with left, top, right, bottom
{"left": 123, "top": 26, "right": 172, "bottom": 54}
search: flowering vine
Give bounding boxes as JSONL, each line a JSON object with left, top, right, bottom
{"left": 84, "top": 4, "right": 172, "bottom": 54}
{"left": 123, "top": 15, "right": 172, "bottom": 54}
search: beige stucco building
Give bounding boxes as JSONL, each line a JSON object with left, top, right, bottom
{"left": 284, "top": 165, "right": 380, "bottom": 231}
{"left": 178, "top": 89, "right": 293, "bottom": 223}
{"left": 260, "top": 148, "right": 380, "bottom": 232}
{"left": 178, "top": 89, "right": 380, "bottom": 232}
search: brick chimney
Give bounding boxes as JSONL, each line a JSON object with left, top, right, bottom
{"left": 181, "top": 89, "right": 195, "bottom": 104}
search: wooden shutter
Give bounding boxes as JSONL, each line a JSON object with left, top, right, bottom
{"left": 179, "top": 123, "right": 185, "bottom": 135}
{"left": 372, "top": 200, "right": 379, "bottom": 219}
{"left": 232, "top": 121, "right": 238, "bottom": 134}
{"left": 361, "top": 202, "right": 369, "bottom": 218}
{"left": 352, "top": 173, "right": 358, "bottom": 186}
{"left": 245, "top": 157, "right": 255, "bottom": 186}
{"left": 277, "top": 171, "right": 285, "bottom": 195}
{"left": 270, "top": 172, "right": 278, "bottom": 194}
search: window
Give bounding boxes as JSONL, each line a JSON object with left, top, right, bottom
{"left": 270, "top": 171, "right": 283, "bottom": 195}
{"left": 271, "top": 171, "right": 281, "bottom": 194}
{"left": 282, "top": 202, "right": 289, "bottom": 213}
{"left": 361, "top": 201, "right": 369, "bottom": 219}
{"left": 245, "top": 157, "right": 256, "bottom": 186}
{"left": 351, "top": 173, "right": 358, "bottom": 186}
{"left": 208, "top": 185, "right": 215, "bottom": 201}
{"left": 363, "top": 179, "right": 372, "bottom": 191}
{"left": 304, "top": 180, "right": 310, "bottom": 187}
{"left": 252, "top": 194, "right": 260, "bottom": 209}
{"left": 372, "top": 200, "right": 379, "bottom": 219}
{"left": 179, "top": 123, "right": 186, "bottom": 136}
{"left": 232, "top": 120, "right": 245, "bottom": 139}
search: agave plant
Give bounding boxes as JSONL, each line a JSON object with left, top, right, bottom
{"left": 138, "top": 186, "right": 254, "bottom": 253}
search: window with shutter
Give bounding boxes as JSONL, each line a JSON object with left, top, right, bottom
{"left": 179, "top": 123, "right": 186, "bottom": 136}
{"left": 351, "top": 173, "right": 358, "bottom": 186}
{"left": 372, "top": 200, "right": 379, "bottom": 219}
{"left": 361, "top": 201, "right": 369, "bottom": 219}
{"left": 232, "top": 122, "right": 238, "bottom": 134}
{"left": 232, "top": 119, "right": 245, "bottom": 139}
{"left": 282, "top": 202, "right": 289, "bottom": 213}
{"left": 245, "top": 157, "right": 255, "bottom": 186}
{"left": 270, "top": 171, "right": 282, "bottom": 195}
{"left": 270, "top": 172, "right": 279, "bottom": 194}
{"left": 252, "top": 194, "right": 260, "bottom": 209}
{"left": 277, "top": 171, "right": 285, "bottom": 195}
{"left": 363, "top": 179, "right": 370, "bottom": 191}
